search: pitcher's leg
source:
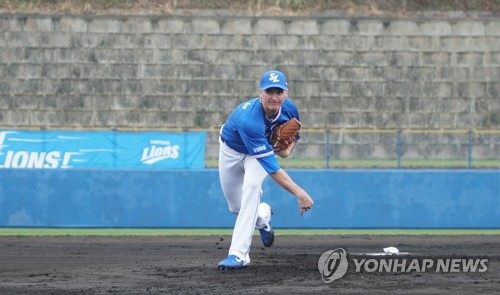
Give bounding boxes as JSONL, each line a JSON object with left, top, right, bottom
{"left": 255, "top": 202, "right": 272, "bottom": 230}
{"left": 218, "top": 143, "right": 244, "bottom": 213}
{"left": 228, "top": 157, "right": 268, "bottom": 259}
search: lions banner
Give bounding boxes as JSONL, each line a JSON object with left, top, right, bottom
{"left": 0, "top": 130, "right": 206, "bottom": 169}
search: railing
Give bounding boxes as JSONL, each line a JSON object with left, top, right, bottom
{"left": 306, "top": 128, "right": 499, "bottom": 169}
{"left": 3, "top": 126, "right": 500, "bottom": 169}
{"left": 206, "top": 128, "right": 500, "bottom": 169}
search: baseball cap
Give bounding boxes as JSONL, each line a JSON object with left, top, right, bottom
{"left": 260, "top": 70, "right": 288, "bottom": 90}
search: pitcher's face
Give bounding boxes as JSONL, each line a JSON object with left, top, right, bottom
{"left": 259, "top": 87, "right": 288, "bottom": 116}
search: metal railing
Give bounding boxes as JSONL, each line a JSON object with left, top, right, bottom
{"left": 3, "top": 126, "right": 500, "bottom": 169}
{"left": 307, "top": 128, "right": 500, "bottom": 169}
{"left": 206, "top": 128, "right": 500, "bottom": 169}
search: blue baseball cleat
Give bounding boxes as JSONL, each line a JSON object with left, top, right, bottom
{"left": 217, "top": 255, "right": 246, "bottom": 270}
{"left": 259, "top": 223, "right": 274, "bottom": 247}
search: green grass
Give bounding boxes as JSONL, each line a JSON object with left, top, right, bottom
{"left": 0, "top": 228, "right": 231, "bottom": 236}
{"left": 326, "top": 159, "right": 500, "bottom": 169}
{"left": 1, "top": 228, "right": 499, "bottom": 236}
{"left": 206, "top": 158, "right": 500, "bottom": 169}
{"left": 277, "top": 229, "right": 500, "bottom": 235}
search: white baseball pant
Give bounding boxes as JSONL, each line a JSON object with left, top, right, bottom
{"left": 218, "top": 137, "right": 271, "bottom": 262}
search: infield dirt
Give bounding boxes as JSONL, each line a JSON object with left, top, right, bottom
{"left": 0, "top": 234, "right": 498, "bottom": 294}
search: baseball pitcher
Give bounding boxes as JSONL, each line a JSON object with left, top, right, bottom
{"left": 217, "top": 70, "right": 314, "bottom": 270}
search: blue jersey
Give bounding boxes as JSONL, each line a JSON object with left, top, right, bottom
{"left": 220, "top": 97, "right": 300, "bottom": 174}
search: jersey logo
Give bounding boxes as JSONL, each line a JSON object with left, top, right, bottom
{"left": 242, "top": 102, "right": 251, "bottom": 110}
{"left": 269, "top": 73, "right": 279, "bottom": 83}
{"left": 253, "top": 145, "right": 267, "bottom": 153}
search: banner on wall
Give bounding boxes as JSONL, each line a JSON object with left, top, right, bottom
{"left": 0, "top": 130, "right": 206, "bottom": 169}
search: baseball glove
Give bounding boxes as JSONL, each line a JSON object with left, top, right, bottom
{"left": 269, "top": 118, "right": 301, "bottom": 152}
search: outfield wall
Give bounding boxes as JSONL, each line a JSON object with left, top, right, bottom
{"left": 0, "top": 169, "right": 498, "bottom": 229}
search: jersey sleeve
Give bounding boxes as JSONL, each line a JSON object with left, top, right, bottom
{"left": 238, "top": 117, "right": 280, "bottom": 173}
{"left": 256, "top": 154, "right": 281, "bottom": 174}
{"left": 239, "top": 118, "right": 275, "bottom": 158}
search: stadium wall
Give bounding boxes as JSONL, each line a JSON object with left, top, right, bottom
{"left": 1, "top": 13, "right": 500, "bottom": 160}
{"left": 1, "top": 169, "right": 498, "bottom": 228}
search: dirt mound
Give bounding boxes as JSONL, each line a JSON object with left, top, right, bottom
{"left": 0, "top": 235, "right": 498, "bottom": 294}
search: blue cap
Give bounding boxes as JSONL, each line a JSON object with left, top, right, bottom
{"left": 260, "top": 70, "right": 288, "bottom": 90}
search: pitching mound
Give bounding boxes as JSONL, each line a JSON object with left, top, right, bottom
{"left": 0, "top": 234, "right": 498, "bottom": 294}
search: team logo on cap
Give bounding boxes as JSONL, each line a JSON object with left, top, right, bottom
{"left": 269, "top": 73, "right": 280, "bottom": 83}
